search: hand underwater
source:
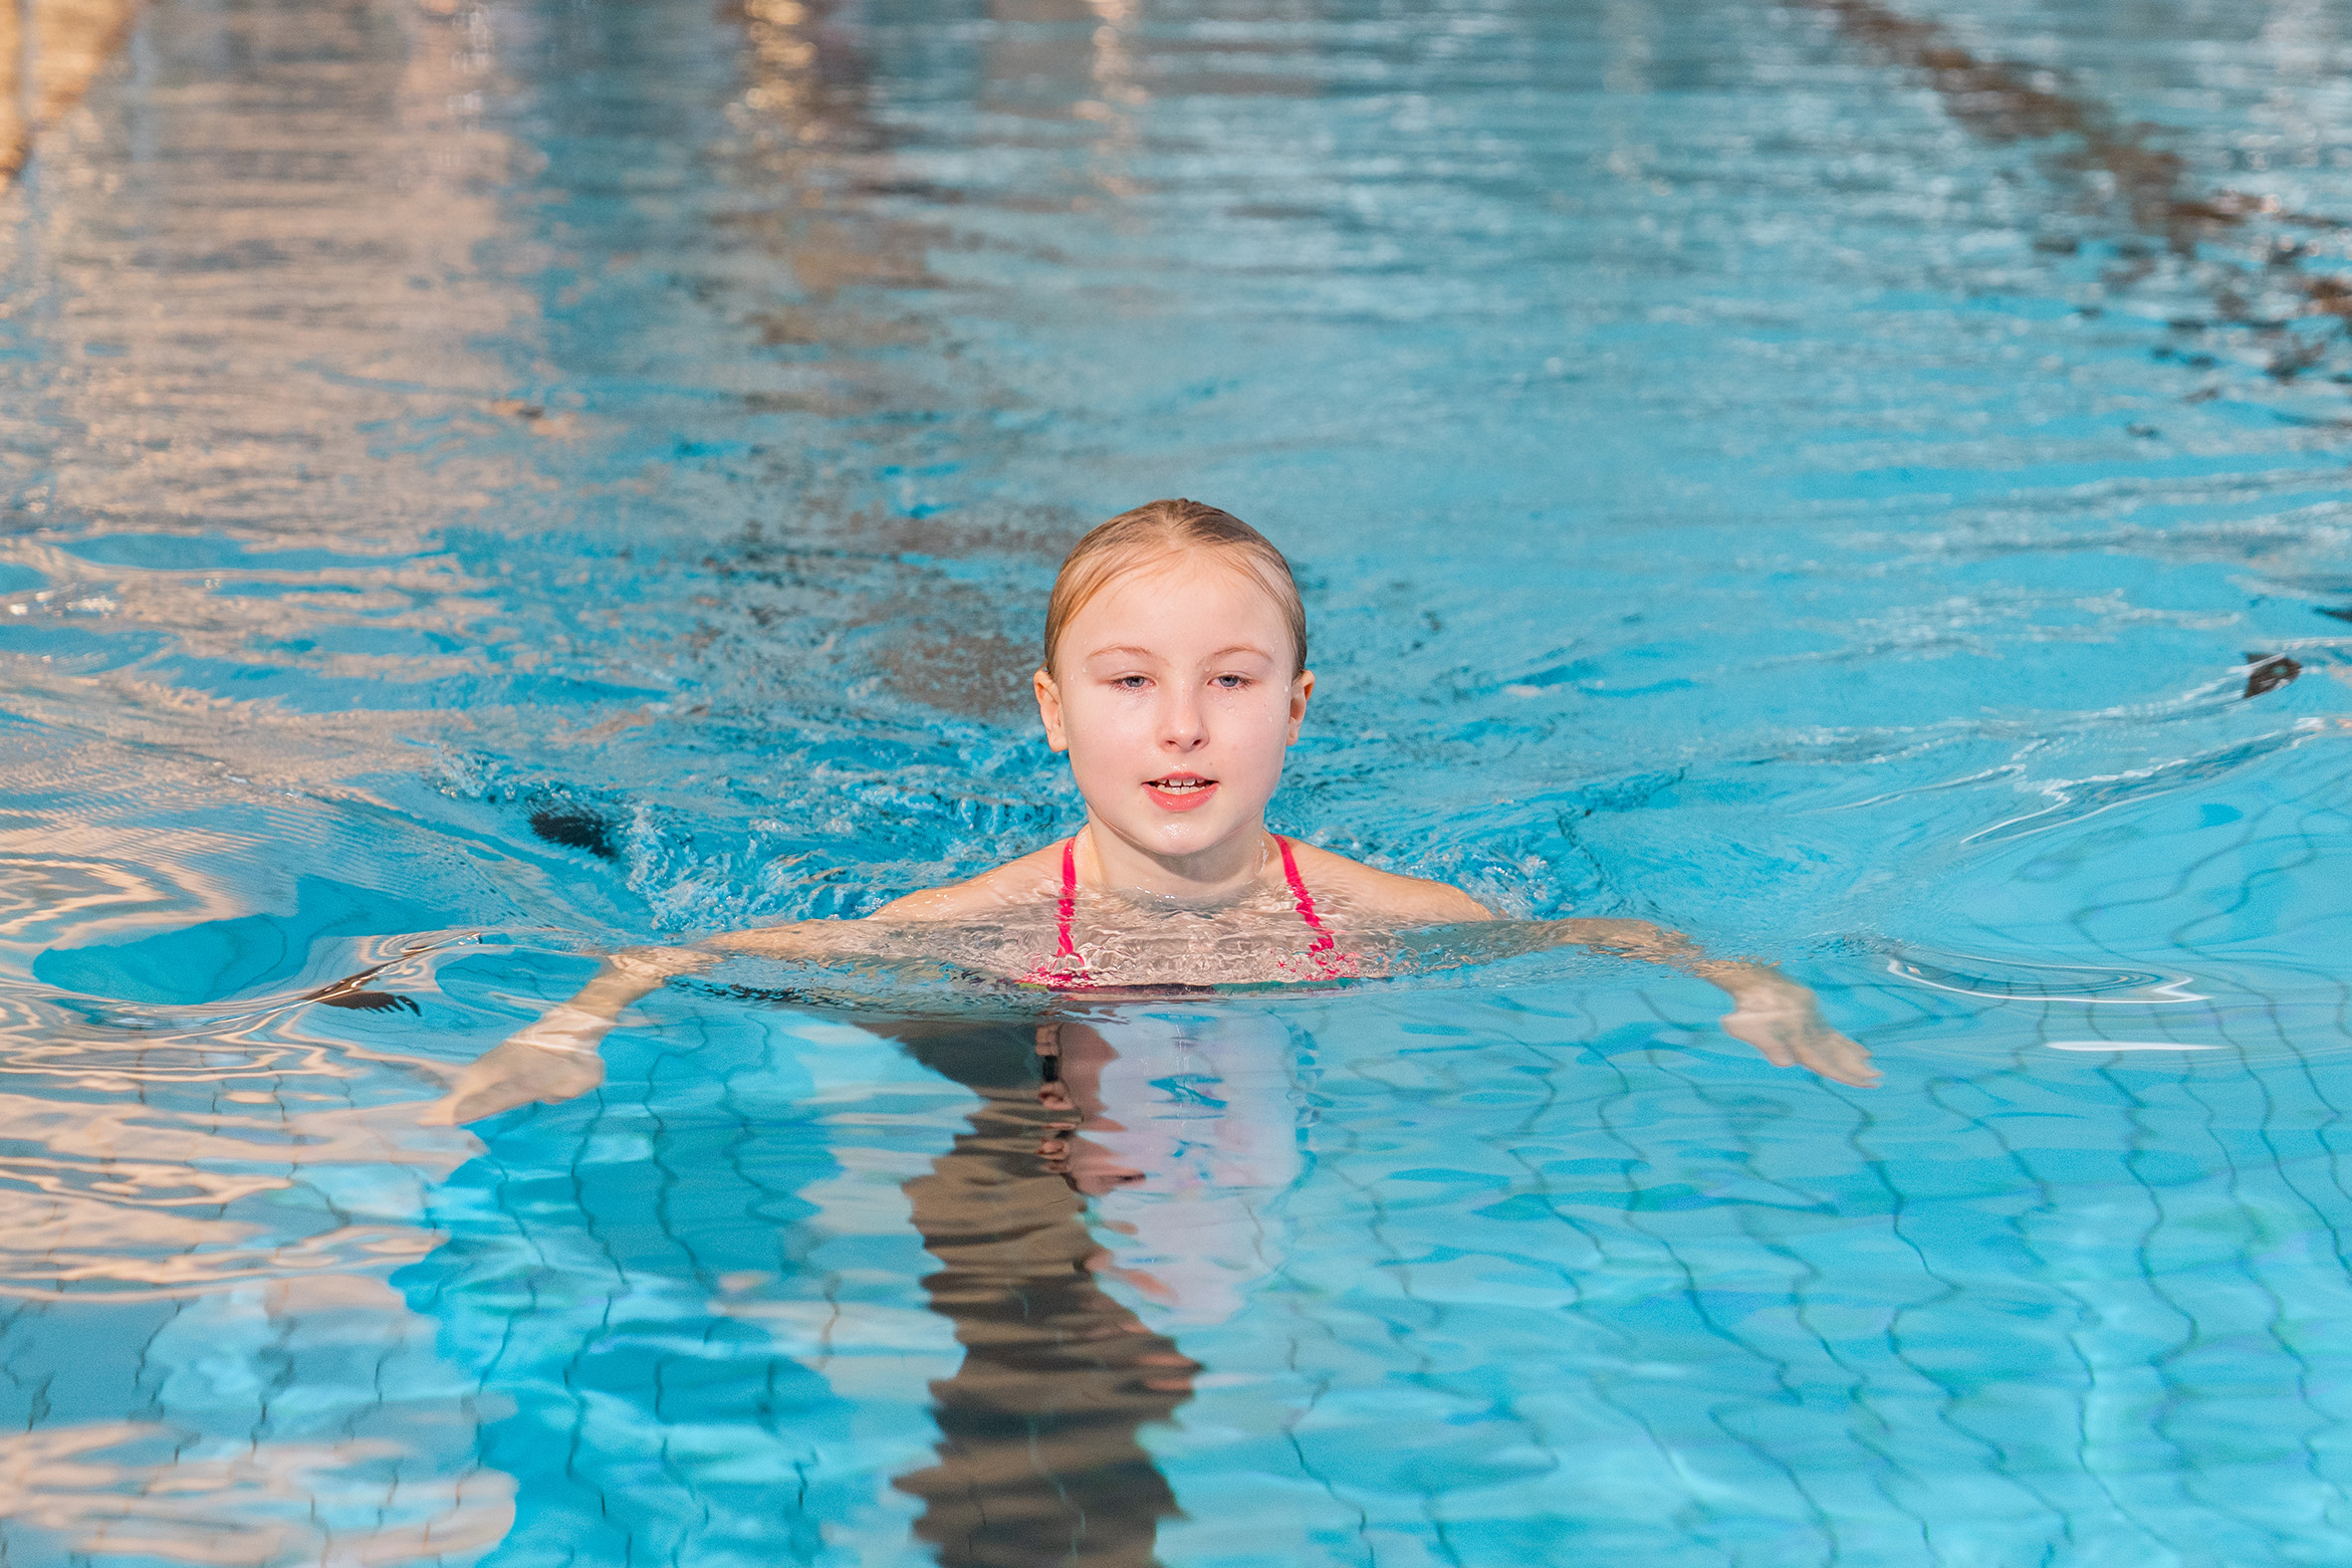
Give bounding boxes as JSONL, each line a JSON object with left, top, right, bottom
{"left": 420, "top": 1034, "right": 606, "bottom": 1124}
{"left": 1716, "top": 977, "right": 1881, "bottom": 1089}
{"left": 418, "top": 947, "right": 704, "bottom": 1125}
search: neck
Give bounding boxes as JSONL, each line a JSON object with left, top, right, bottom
{"left": 1079, "top": 818, "right": 1273, "bottom": 901}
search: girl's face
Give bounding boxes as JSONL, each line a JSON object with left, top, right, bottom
{"left": 1035, "top": 552, "right": 1310, "bottom": 874}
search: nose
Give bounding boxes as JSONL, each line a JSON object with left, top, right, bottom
{"left": 1158, "top": 684, "right": 1209, "bottom": 752}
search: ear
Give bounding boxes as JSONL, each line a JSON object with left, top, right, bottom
{"left": 1285, "top": 669, "right": 1314, "bottom": 745}
{"left": 1035, "top": 667, "right": 1069, "bottom": 753}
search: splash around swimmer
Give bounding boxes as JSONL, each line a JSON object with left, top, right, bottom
{"left": 424, "top": 500, "right": 1878, "bottom": 1123}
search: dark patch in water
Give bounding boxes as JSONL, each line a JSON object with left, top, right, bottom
{"left": 1812, "top": 0, "right": 2352, "bottom": 355}
{"left": 2316, "top": 605, "right": 2352, "bottom": 623}
{"left": 313, "top": 989, "right": 417, "bottom": 1013}
{"left": 530, "top": 804, "right": 618, "bottom": 859}
{"left": 872, "top": 623, "right": 1035, "bottom": 721}
{"left": 2243, "top": 652, "right": 2300, "bottom": 698}
{"left": 307, "top": 966, "right": 420, "bottom": 1014}
{"left": 1811, "top": 0, "right": 2281, "bottom": 247}
{"left": 699, "top": 511, "right": 1078, "bottom": 721}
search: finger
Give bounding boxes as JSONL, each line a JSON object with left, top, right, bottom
{"left": 1725, "top": 1015, "right": 1799, "bottom": 1065}
{"left": 1797, "top": 1036, "right": 1881, "bottom": 1087}
{"left": 1819, "top": 1033, "right": 1877, "bottom": 1073}
{"left": 1830, "top": 1047, "right": 1880, "bottom": 1082}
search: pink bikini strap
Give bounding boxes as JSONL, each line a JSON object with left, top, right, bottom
{"left": 1039, "top": 833, "right": 1348, "bottom": 986}
{"left": 1274, "top": 835, "right": 1340, "bottom": 962}
{"left": 1055, "top": 837, "right": 1079, "bottom": 959}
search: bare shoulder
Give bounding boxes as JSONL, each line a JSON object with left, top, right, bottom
{"left": 866, "top": 841, "right": 1064, "bottom": 923}
{"left": 1283, "top": 838, "right": 1497, "bottom": 924}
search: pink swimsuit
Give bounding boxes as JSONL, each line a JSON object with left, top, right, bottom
{"left": 1028, "top": 835, "right": 1360, "bottom": 987}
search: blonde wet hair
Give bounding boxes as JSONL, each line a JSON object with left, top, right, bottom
{"left": 1042, "top": 499, "right": 1307, "bottom": 677}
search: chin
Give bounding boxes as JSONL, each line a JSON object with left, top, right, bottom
{"left": 1143, "top": 814, "right": 1252, "bottom": 855}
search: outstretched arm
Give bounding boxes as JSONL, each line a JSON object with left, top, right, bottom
{"left": 1548, "top": 918, "right": 1880, "bottom": 1088}
{"left": 420, "top": 921, "right": 885, "bottom": 1125}
{"left": 419, "top": 945, "right": 712, "bottom": 1124}
{"left": 419, "top": 859, "right": 1056, "bottom": 1124}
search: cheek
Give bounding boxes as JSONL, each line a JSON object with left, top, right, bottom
{"left": 1059, "top": 690, "right": 1153, "bottom": 766}
{"left": 1218, "top": 692, "right": 1298, "bottom": 763}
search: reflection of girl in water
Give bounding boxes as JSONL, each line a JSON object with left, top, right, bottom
{"left": 1039, "top": 1008, "right": 1304, "bottom": 1328}
{"left": 430, "top": 497, "right": 1873, "bottom": 1126}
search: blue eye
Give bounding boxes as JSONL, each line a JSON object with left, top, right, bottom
{"left": 1113, "top": 675, "right": 1149, "bottom": 690}
{"left": 1212, "top": 674, "right": 1247, "bottom": 689}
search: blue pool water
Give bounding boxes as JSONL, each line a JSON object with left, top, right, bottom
{"left": 6, "top": 0, "right": 2352, "bottom": 1560}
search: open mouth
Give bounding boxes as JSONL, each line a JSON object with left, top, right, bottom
{"left": 1144, "top": 775, "right": 1218, "bottom": 811}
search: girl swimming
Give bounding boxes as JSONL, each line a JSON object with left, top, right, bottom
{"left": 425, "top": 499, "right": 1876, "bottom": 1123}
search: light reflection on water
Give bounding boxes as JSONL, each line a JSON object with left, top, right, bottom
{"left": 5, "top": 0, "right": 2352, "bottom": 1561}
{"left": 0, "top": 1419, "right": 515, "bottom": 1565}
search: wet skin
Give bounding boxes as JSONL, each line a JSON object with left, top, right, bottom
{"left": 1031, "top": 555, "right": 1311, "bottom": 900}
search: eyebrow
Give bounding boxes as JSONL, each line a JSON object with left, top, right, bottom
{"left": 1082, "top": 643, "right": 1275, "bottom": 662}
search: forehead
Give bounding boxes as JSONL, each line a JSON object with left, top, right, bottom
{"left": 1069, "top": 552, "right": 1289, "bottom": 640}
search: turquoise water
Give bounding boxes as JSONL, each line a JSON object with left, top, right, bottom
{"left": 6, "top": 0, "right": 2352, "bottom": 1560}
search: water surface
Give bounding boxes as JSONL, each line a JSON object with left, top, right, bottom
{"left": 5, "top": 0, "right": 2352, "bottom": 1561}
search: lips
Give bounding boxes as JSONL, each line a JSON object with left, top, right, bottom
{"left": 1144, "top": 774, "right": 1218, "bottom": 812}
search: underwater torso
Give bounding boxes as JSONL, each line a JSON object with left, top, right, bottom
{"left": 1026, "top": 835, "right": 1361, "bottom": 990}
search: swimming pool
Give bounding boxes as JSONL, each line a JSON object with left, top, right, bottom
{"left": 5, "top": 0, "right": 2352, "bottom": 1560}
